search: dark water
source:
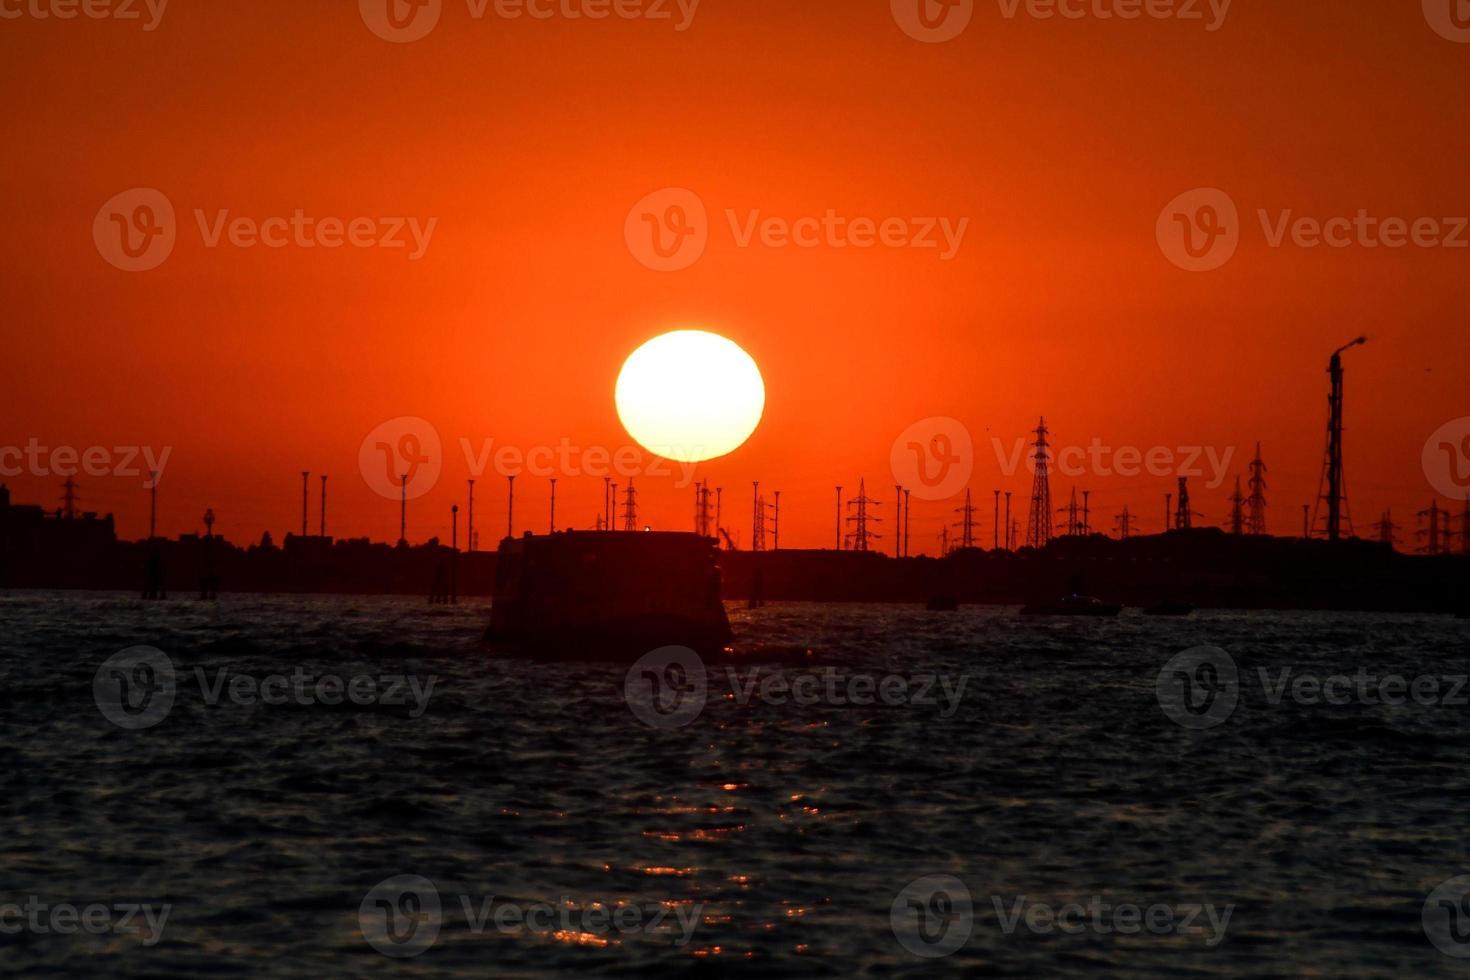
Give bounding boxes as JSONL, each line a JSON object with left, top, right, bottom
{"left": 3, "top": 592, "right": 1470, "bottom": 977}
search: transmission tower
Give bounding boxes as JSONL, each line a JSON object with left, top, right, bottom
{"left": 751, "top": 482, "right": 766, "bottom": 552}
{"left": 1114, "top": 505, "right": 1134, "bottom": 540}
{"left": 621, "top": 479, "right": 638, "bottom": 531}
{"left": 844, "top": 479, "right": 881, "bottom": 552}
{"left": 1373, "top": 509, "right": 1400, "bottom": 549}
{"left": 1175, "top": 477, "right": 1203, "bottom": 530}
{"left": 1313, "top": 337, "right": 1366, "bottom": 541}
{"left": 772, "top": 491, "right": 780, "bottom": 551}
{"left": 1463, "top": 496, "right": 1470, "bottom": 557}
{"left": 1025, "top": 417, "right": 1053, "bottom": 549}
{"left": 954, "top": 489, "right": 976, "bottom": 549}
{"left": 1059, "top": 487, "right": 1080, "bottom": 537}
{"left": 60, "top": 477, "right": 78, "bottom": 520}
{"left": 1246, "top": 443, "right": 1268, "bottom": 535}
{"left": 694, "top": 482, "right": 714, "bottom": 537}
{"left": 1227, "top": 477, "right": 1245, "bottom": 535}
{"left": 1417, "top": 500, "right": 1452, "bottom": 554}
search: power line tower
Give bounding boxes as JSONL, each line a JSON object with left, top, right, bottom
{"left": 1025, "top": 417, "right": 1053, "bottom": 549}
{"left": 845, "top": 479, "right": 881, "bottom": 552}
{"left": 1003, "top": 491, "right": 1012, "bottom": 551}
{"left": 1059, "top": 487, "right": 1080, "bottom": 537}
{"left": 1175, "top": 477, "right": 1203, "bottom": 530}
{"left": 1373, "top": 509, "right": 1400, "bottom": 549}
{"left": 60, "top": 477, "right": 78, "bottom": 520}
{"left": 893, "top": 490, "right": 905, "bottom": 558}
{"left": 834, "top": 487, "right": 843, "bottom": 550}
{"left": 894, "top": 484, "right": 904, "bottom": 557}
{"left": 1227, "top": 477, "right": 1245, "bottom": 535}
{"left": 1081, "top": 490, "right": 1091, "bottom": 535}
{"left": 1313, "top": 337, "right": 1367, "bottom": 541}
{"left": 772, "top": 491, "right": 781, "bottom": 551}
{"left": 954, "top": 489, "right": 976, "bottom": 549}
{"left": 621, "top": 479, "right": 638, "bottom": 531}
{"left": 1114, "top": 505, "right": 1134, "bottom": 540}
{"left": 1463, "top": 496, "right": 1470, "bottom": 557}
{"left": 751, "top": 481, "right": 766, "bottom": 552}
{"left": 1247, "top": 443, "right": 1268, "bottom": 535}
{"left": 1417, "top": 500, "right": 1452, "bottom": 554}
{"left": 694, "top": 482, "right": 714, "bottom": 537}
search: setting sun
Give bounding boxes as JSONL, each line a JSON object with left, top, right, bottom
{"left": 615, "top": 330, "right": 766, "bottom": 463}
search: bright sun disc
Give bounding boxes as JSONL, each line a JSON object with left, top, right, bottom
{"left": 615, "top": 330, "right": 765, "bottom": 463}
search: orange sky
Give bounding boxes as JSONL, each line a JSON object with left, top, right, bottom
{"left": 3, "top": 1, "right": 1468, "bottom": 552}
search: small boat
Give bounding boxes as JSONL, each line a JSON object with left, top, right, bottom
{"left": 1019, "top": 594, "right": 1122, "bottom": 617}
{"left": 484, "top": 530, "right": 733, "bottom": 659}
{"left": 1143, "top": 601, "right": 1195, "bottom": 617}
{"left": 926, "top": 595, "right": 959, "bottom": 612}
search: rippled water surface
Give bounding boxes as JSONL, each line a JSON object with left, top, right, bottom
{"left": 3, "top": 592, "right": 1470, "bottom": 977}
